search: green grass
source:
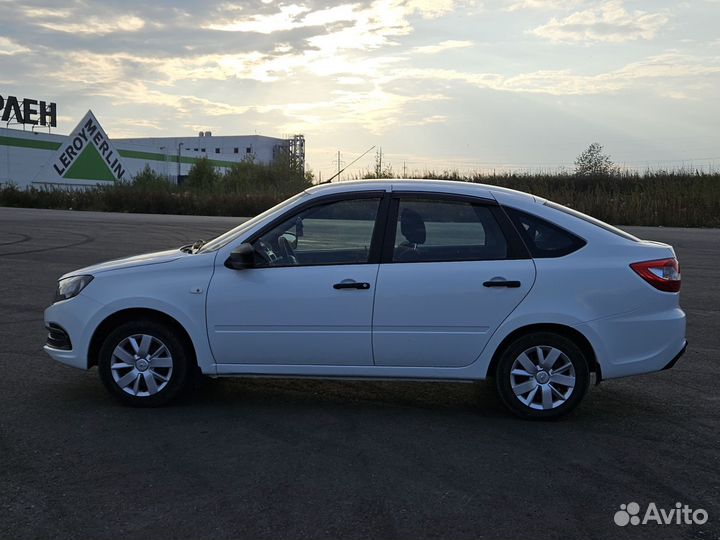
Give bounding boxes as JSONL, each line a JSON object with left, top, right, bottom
{"left": 1, "top": 169, "right": 719, "bottom": 227}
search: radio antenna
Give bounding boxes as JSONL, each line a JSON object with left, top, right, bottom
{"left": 320, "top": 145, "right": 376, "bottom": 184}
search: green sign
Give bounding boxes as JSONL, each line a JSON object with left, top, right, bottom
{"left": 46, "top": 110, "right": 126, "bottom": 183}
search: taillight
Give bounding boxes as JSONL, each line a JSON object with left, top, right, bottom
{"left": 630, "top": 258, "right": 681, "bottom": 292}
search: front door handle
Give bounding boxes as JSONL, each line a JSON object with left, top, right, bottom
{"left": 483, "top": 280, "right": 521, "bottom": 288}
{"left": 333, "top": 281, "right": 371, "bottom": 290}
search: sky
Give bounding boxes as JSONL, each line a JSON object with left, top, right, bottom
{"left": 1, "top": 0, "right": 719, "bottom": 180}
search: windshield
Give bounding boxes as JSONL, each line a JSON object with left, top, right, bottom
{"left": 197, "top": 192, "right": 308, "bottom": 253}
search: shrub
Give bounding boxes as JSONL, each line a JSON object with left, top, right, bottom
{"left": 574, "top": 143, "right": 617, "bottom": 177}
{"left": 184, "top": 157, "right": 222, "bottom": 191}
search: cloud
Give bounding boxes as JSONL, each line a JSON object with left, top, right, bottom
{"left": 388, "top": 52, "right": 720, "bottom": 95}
{"left": 531, "top": 1, "right": 669, "bottom": 43}
{"left": 404, "top": 0, "right": 456, "bottom": 18}
{"left": 207, "top": 4, "right": 310, "bottom": 33}
{"left": 0, "top": 37, "right": 30, "bottom": 55}
{"left": 35, "top": 15, "right": 146, "bottom": 35}
{"left": 20, "top": 6, "right": 73, "bottom": 18}
{"left": 506, "top": 0, "right": 582, "bottom": 11}
{"left": 413, "top": 40, "right": 473, "bottom": 54}
{"left": 207, "top": 0, "right": 460, "bottom": 53}
{"left": 46, "top": 47, "right": 399, "bottom": 88}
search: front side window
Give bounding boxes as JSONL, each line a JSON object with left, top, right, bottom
{"left": 198, "top": 192, "right": 307, "bottom": 253}
{"left": 391, "top": 198, "right": 508, "bottom": 263}
{"left": 253, "top": 197, "right": 381, "bottom": 267}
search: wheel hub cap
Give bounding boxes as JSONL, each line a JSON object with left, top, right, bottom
{"left": 535, "top": 370, "right": 550, "bottom": 384}
{"left": 135, "top": 358, "right": 149, "bottom": 372}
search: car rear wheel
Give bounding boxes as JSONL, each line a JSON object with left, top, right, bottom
{"left": 98, "top": 319, "right": 192, "bottom": 407}
{"left": 495, "top": 332, "right": 590, "bottom": 420}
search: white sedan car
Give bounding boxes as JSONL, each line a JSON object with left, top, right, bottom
{"left": 44, "top": 180, "right": 686, "bottom": 419}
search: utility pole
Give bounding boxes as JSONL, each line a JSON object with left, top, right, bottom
{"left": 177, "top": 142, "right": 184, "bottom": 185}
{"left": 375, "top": 147, "right": 383, "bottom": 178}
{"left": 337, "top": 151, "right": 341, "bottom": 181}
{"left": 403, "top": 161, "right": 407, "bottom": 178}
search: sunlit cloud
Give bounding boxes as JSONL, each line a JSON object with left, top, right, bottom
{"left": 20, "top": 6, "right": 73, "bottom": 18}
{"left": 208, "top": 0, "right": 461, "bottom": 53}
{"left": 531, "top": 0, "right": 669, "bottom": 44}
{"left": 0, "top": 37, "right": 29, "bottom": 55}
{"left": 506, "top": 0, "right": 582, "bottom": 11}
{"left": 404, "top": 0, "right": 456, "bottom": 18}
{"left": 207, "top": 4, "right": 309, "bottom": 33}
{"left": 36, "top": 15, "right": 146, "bottom": 35}
{"left": 413, "top": 40, "right": 473, "bottom": 54}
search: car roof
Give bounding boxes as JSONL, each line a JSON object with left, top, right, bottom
{"left": 305, "top": 178, "right": 540, "bottom": 203}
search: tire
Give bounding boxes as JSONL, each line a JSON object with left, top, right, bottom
{"left": 98, "top": 319, "right": 193, "bottom": 407}
{"left": 495, "top": 332, "right": 590, "bottom": 420}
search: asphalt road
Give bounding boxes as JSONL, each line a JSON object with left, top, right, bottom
{"left": 1, "top": 207, "right": 718, "bottom": 540}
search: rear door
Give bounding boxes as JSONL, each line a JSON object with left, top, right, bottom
{"left": 372, "top": 194, "right": 536, "bottom": 367}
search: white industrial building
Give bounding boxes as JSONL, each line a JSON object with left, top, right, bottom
{"left": 0, "top": 107, "right": 305, "bottom": 188}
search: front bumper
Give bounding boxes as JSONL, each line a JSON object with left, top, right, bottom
{"left": 43, "top": 293, "right": 104, "bottom": 370}
{"left": 46, "top": 323, "right": 72, "bottom": 350}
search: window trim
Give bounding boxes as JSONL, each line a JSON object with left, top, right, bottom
{"left": 380, "top": 192, "right": 530, "bottom": 264}
{"left": 245, "top": 191, "right": 391, "bottom": 268}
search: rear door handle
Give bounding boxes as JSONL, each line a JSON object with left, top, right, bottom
{"left": 483, "top": 280, "right": 521, "bottom": 288}
{"left": 333, "top": 281, "right": 371, "bottom": 290}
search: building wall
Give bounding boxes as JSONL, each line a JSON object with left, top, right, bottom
{"left": 0, "top": 129, "right": 67, "bottom": 186}
{"left": 0, "top": 127, "right": 293, "bottom": 188}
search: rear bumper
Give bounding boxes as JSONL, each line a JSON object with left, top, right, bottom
{"left": 662, "top": 339, "right": 687, "bottom": 371}
{"left": 574, "top": 307, "right": 686, "bottom": 379}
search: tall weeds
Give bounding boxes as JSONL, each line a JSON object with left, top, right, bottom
{"left": 1, "top": 165, "right": 718, "bottom": 227}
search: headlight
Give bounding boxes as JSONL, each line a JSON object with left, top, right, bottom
{"left": 55, "top": 275, "right": 94, "bottom": 303}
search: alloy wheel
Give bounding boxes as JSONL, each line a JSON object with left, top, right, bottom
{"left": 509, "top": 346, "right": 576, "bottom": 410}
{"left": 110, "top": 334, "right": 173, "bottom": 397}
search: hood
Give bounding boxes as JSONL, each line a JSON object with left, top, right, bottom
{"left": 61, "top": 249, "right": 185, "bottom": 278}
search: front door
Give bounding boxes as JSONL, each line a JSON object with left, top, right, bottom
{"left": 206, "top": 195, "right": 384, "bottom": 366}
{"left": 372, "top": 195, "right": 536, "bottom": 367}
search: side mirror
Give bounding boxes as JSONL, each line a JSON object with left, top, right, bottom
{"left": 224, "top": 243, "right": 256, "bottom": 270}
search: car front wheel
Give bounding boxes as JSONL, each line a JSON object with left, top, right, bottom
{"left": 98, "top": 319, "right": 192, "bottom": 407}
{"left": 495, "top": 332, "right": 590, "bottom": 420}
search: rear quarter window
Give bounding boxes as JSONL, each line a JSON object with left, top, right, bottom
{"left": 544, "top": 201, "right": 640, "bottom": 242}
{"left": 504, "top": 206, "right": 586, "bottom": 258}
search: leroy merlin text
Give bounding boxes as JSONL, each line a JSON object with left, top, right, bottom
{"left": 53, "top": 118, "right": 126, "bottom": 180}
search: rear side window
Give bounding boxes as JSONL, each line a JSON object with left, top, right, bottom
{"left": 504, "top": 207, "right": 586, "bottom": 258}
{"left": 392, "top": 198, "right": 508, "bottom": 263}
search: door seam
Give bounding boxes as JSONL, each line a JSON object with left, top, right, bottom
{"left": 370, "top": 263, "right": 381, "bottom": 366}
